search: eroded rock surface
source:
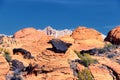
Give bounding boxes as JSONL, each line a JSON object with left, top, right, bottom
{"left": 0, "top": 27, "right": 120, "bottom": 80}
{"left": 13, "top": 27, "right": 47, "bottom": 41}
{"left": 105, "top": 26, "right": 120, "bottom": 44}
{"left": 71, "top": 27, "right": 103, "bottom": 41}
{"left": 0, "top": 54, "right": 9, "bottom": 80}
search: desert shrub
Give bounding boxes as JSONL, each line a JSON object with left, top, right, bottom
{"left": 3, "top": 50, "right": 12, "bottom": 62}
{"left": 104, "top": 43, "right": 118, "bottom": 49}
{"left": 0, "top": 47, "right": 5, "bottom": 54}
{"left": 104, "top": 42, "right": 113, "bottom": 47}
{"left": 74, "top": 50, "right": 96, "bottom": 67}
{"left": 78, "top": 68, "right": 93, "bottom": 80}
{"left": 0, "top": 47, "right": 4, "bottom": 51}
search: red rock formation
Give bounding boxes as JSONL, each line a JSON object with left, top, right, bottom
{"left": 23, "top": 49, "right": 77, "bottom": 80}
{"left": 92, "top": 56, "right": 120, "bottom": 80}
{"left": 12, "top": 27, "right": 52, "bottom": 54}
{"left": 13, "top": 27, "right": 47, "bottom": 41}
{"left": 1, "top": 27, "right": 120, "bottom": 80}
{"left": 0, "top": 54, "right": 9, "bottom": 80}
{"left": 105, "top": 26, "right": 120, "bottom": 44}
{"left": 70, "top": 27, "right": 105, "bottom": 50}
{"left": 89, "top": 64, "right": 113, "bottom": 80}
{"left": 71, "top": 27, "right": 103, "bottom": 41}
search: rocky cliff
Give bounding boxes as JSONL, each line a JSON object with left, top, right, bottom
{"left": 0, "top": 26, "right": 120, "bottom": 80}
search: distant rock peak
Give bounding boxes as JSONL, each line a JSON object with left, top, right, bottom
{"left": 43, "top": 26, "right": 73, "bottom": 38}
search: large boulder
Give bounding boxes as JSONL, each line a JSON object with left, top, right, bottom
{"left": 71, "top": 27, "right": 103, "bottom": 41}
{"left": 48, "top": 39, "right": 72, "bottom": 53}
{"left": 105, "top": 26, "right": 120, "bottom": 44}
{"left": 13, "top": 28, "right": 51, "bottom": 54}
{"left": 13, "top": 27, "right": 47, "bottom": 41}
{"left": 70, "top": 27, "right": 104, "bottom": 50}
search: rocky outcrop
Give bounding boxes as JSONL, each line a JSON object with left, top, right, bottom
{"left": 12, "top": 27, "right": 52, "bottom": 54}
{"left": 1, "top": 27, "right": 120, "bottom": 80}
{"left": 13, "top": 27, "right": 47, "bottom": 41}
{"left": 43, "top": 26, "right": 72, "bottom": 38}
{"left": 71, "top": 27, "right": 103, "bottom": 41}
{"left": 14, "top": 49, "right": 78, "bottom": 80}
{"left": 0, "top": 54, "right": 9, "bottom": 80}
{"left": 92, "top": 56, "right": 120, "bottom": 80}
{"left": 89, "top": 64, "right": 113, "bottom": 80}
{"left": 48, "top": 39, "right": 72, "bottom": 53}
{"left": 70, "top": 27, "right": 105, "bottom": 50}
{"left": 105, "top": 26, "right": 120, "bottom": 44}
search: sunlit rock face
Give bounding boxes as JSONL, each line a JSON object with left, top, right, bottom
{"left": 13, "top": 27, "right": 47, "bottom": 41}
{"left": 71, "top": 26, "right": 103, "bottom": 41}
{"left": 105, "top": 26, "right": 120, "bottom": 45}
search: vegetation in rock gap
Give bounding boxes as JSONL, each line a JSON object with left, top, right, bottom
{"left": 3, "top": 49, "right": 12, "bottom": 62}
{"left": 74, "top": 50, "right": 96, "bottom": 67}
{"left": 78, "top": 68, "right": 93, "bottom": 80}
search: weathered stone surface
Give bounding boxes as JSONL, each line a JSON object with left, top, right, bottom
{"left": 92, "top": 56, "right": 120, "bottom": 80}
{"left": 0, "top": 54, "right": 9, "bottom": 80}
{"left": 64, "top": 49, "right": 79, "bottom": 60}
{"left": 70, "top": 39, "right": 105, "bottom": 51}
{"left": 70, "top": 27, "right": 105, "bottom": 51}
{"left": 1, "top": 27, "right": 120, "bottom": 80}
{"left": 71, "top": 27, "right": 103, "bottom": 41}
{"left": 11, "top": 28, "right": 52, "bottom": 55}
{"left": 105, "top": 26, "right": 120, "bottom": 44}
{"left": 89, "top": 64, "right": 113, "bottom": 80}
{"left": 23, "top": 50, "right": 76, "bottom": 80}
{"left": 13, "top": 27, "right": 47, "bottom": 41}
{"left": 59, "top": 35, "right": 74, "bottom": 44}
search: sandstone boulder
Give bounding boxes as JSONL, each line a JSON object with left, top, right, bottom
{"left": 105, "top": 26, "right": 120, "bottom": 44}
{"left": 13, "top": 27, "right": 47, "bottom": 41}
{"left": 70, "top": 27, "right": 104, "bottom": 50}
{"left": 71, "top": 27, "right": 103, "bottom": 41}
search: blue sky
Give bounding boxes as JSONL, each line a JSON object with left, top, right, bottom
{"left": 0, "top": 0, "right": 120, "bottom": 35}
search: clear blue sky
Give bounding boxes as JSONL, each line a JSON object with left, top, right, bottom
{"left": 0, "top": 0, "right": 120, "bottom": 35}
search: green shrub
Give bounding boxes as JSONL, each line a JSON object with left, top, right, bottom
{"left": 0, "top": 47, "right": 4, "bottom": 51}
{"left": 74, "top": 50, "right": 96, "bottom": 67}
{"left": 78, "top": 68, "right": 93, "bottom": 80}
{"left": 104, "top": 43, "right": 112, "bottom": 48}
{"left": 3, "top": 50, "right": 12, "bottom": 62}
{"left": 0, "top": 47, "right": 4, "bottom": 54}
